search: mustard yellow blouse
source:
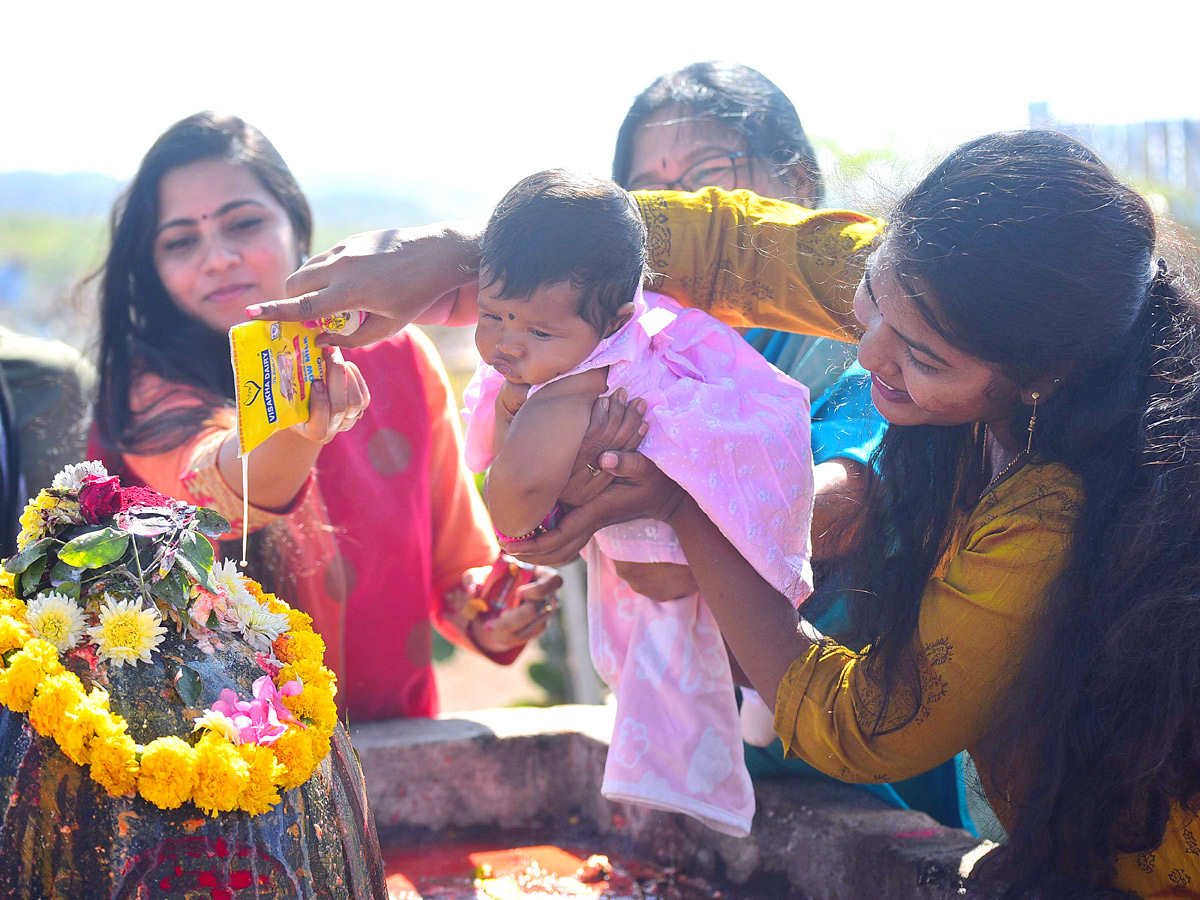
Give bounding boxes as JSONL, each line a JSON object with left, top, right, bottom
{"left": 633, "top": 188, "right": 1200, "bottom": 898}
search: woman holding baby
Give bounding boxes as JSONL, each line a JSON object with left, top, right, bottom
{"left": 254, "top": 126, "right": 1200, "bottom": 894}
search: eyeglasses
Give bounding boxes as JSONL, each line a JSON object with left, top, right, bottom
{"left": 628, "top": 152, "right": 752, "bottom": 193}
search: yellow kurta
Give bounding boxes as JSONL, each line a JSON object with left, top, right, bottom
{"left": 633, "top": 188, "right": 1200, "bottom": 898}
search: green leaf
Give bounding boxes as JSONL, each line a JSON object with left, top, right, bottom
{"left": 193, "top": 508, "right": 231, "bottom": 538}
{"left": 56, "top": 580, "right": 81, "bottom": 602}
{"left": 177, "top": 530, "right": 216, "bottom": 591}
{"left": 174, "top": 664, "right": 203, "bottom": 707}
{"left": 4, "top": 538, "right": 53, "bottom": 574}
{"left": 19, "top": 556, "right": 48, "bottom": 597}
{"left": 57, "top": 527, "right": 130, "bottom": 569}
{"left": 49, "top": 560, "right": 87, "bottom": 586}
{"left": 206, "top": 610, "right": 219, "bottom": 630}
{"left": 150, "top": 566, "right": 189, "bottom": 610}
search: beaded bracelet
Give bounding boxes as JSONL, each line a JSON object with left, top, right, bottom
{"left": 493, "top": 504, "right": 562, "bottom": 543}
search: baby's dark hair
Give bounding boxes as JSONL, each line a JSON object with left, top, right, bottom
{"left": 480, "top": 169, "right": 648, "bottom": 336}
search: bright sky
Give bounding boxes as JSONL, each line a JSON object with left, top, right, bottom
{"left": 6, "top": 0, "right": 1198, "bottom": 216}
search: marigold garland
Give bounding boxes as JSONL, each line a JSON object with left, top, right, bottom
{"left": 0, "top": 576, "right": 338, "bottom": 817}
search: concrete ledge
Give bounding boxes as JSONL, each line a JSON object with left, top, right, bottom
{"left": 352, "top": 705, "right": 1012, "bottom": 898}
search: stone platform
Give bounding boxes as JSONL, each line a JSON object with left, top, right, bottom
{"left": 352, "top": 705, "right": 1004, "bottom": 899}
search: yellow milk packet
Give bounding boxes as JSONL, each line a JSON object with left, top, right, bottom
{"left": 229, "top": 320, "right": 325, "bottom": 456}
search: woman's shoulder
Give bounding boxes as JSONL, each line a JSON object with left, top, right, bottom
{"left": 128, "top": 369, "right": 222, "bottom": 416}
{"left": 970, "top": 460, "right": 1084, "bottom": 539}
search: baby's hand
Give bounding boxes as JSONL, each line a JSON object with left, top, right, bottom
{"left": 496, "top": 380, "right": 531, "bottom": 421}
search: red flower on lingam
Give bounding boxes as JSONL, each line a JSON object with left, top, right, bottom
{"left": 79, "top": 475, "right": 122, "bottom": 524}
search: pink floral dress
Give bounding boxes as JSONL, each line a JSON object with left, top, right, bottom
{"left": 463, "top": 288, "right": 814, "bottom": 835}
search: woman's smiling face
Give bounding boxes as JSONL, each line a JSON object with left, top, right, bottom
{"left": 153, "top": 158, "right": 300, "bottom": 336}
{"left": 852, "top": 246, "right": 1020, "bottom": 433}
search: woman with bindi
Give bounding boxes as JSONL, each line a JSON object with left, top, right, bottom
{"left": 90, "top": 112, "right": 561, "bottom": 724}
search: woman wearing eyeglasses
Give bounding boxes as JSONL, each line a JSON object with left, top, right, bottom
{"left": 609, "top": 62, "right": 973, "bottom": 833}
{"left": 614, "top": 63, "right": 847, "bottom": 395}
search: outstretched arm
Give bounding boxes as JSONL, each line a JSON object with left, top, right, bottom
{"left": 246, "top": 221, "right": 485, "bottom": 347}
{"left": 246, "top": 191, "right": 880, "bottom": 346}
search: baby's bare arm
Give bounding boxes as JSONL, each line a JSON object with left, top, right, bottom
{"left": 487, "top": 369, "right": 608, "bottom": 538}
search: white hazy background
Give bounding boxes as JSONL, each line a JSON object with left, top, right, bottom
{"left": 6, "top": 0, "right": 1198, "bottom": 219}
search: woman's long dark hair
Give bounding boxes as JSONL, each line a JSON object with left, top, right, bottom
{"left": 611, "top": 61, "right": 824, "bottom": 206}
{"left": 92, "top": 112, "right": 313, "bottom": 586}
{"left": 839, "top": 130, "right": 1200, "bottom": 890}
{"left": 94, "top": 111, "right": 312, "bottom": 456}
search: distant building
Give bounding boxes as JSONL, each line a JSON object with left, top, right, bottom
{"left": 1029, "top": 103, "right": 1200, "bottom": 225}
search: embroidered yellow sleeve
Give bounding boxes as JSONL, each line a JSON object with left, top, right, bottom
{"left": 633, "top": 188, "right": 882, "bottom": 339}
{"left": 773, "top": 464, "right": 1081, "bottom": 784}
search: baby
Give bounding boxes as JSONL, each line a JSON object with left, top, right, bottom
{"left": 462, "top": 170, "right": 814, "bottom": 836}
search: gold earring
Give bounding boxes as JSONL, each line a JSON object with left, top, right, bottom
{"left": 1026, "top": 392, "right": 1040, "bottom": 456}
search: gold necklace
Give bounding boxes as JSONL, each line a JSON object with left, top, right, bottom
{"left": 980, "top": 429, "right": 1028, "bottom": 501}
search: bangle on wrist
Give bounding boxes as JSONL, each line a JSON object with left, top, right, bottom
{"left": 493, "top": 503, "right": 562, "bottom": 544}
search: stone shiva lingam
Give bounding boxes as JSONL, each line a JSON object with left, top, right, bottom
{"left": 0, "top": 462, "right": 386, "bottom": 899}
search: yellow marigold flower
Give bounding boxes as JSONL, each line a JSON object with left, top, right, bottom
{"left": 0, "top": 569, "right": 16, "bottom": 596}
{"left": 280, "top": 658, "right": 335, "bottom": 694}
{"left": 285, "top": 608, "right": 313, "bottom": 633}
{"left": 236, "top": 743, "right": 284, "bottom": 816}
{"left": 28, "top": 672, "right": 86, "bottom": 739}
{"left": 59, "top": 699, "right": 113, "bottom": 766}
{"left": 244, "top": 580, "right": 285, "bottom": 613}
{"left": 308, "top": 728, "right": 332, "bottom": 768}
{"left": 0, "top": 640, "right": 63, "bottom": 712}
{"left": 139, "top": 737, "right": 198, "bottom": 810}
{"left": 192, "top": 733, "right": 250, "bottom": 816}
{"left": 89, "top": 725, "right": 139, "bottom": 796}
{"left": 86, "top": 596, "right": 167, "bottom": 668}
{"left": 0, "top": 615, "right": 32, "bottom": 655}
{"left": 285, "top": 631, "right": 326, "bottom": 664}
{"left": 307, "top": 692, "right": 339, "bottom": 736}
{"left": 271, "top": 728, "right": 315, "bottom": 791}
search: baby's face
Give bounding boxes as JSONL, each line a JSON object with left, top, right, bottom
{"left": 475, "top": 278, "right": 602, "bottom": 386}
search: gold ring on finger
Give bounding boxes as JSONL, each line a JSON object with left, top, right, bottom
{"left": 586, "top": 463, "right": 602, "bottom": 477}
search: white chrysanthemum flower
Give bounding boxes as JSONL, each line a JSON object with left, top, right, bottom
{"left": 51, "top": 460, "right": 109, "bottom": 493}
{"left": 211, "top": 558, "right": 254, "bottom": 608}
{"left": 229, "top": 600, "right": 290, "bottom": 652}
{"left": 192, "top": 709, "right": 242, "bottom": 744}
{"left": 25, "top": 591, "right": 88, "bottom": 652}
{"left": 85, "top": 596, "right": 168, "bottom": 668}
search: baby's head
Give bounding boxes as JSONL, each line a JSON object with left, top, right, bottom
{"left": 476, "top": 169, "right": 648, "bottom": 385}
